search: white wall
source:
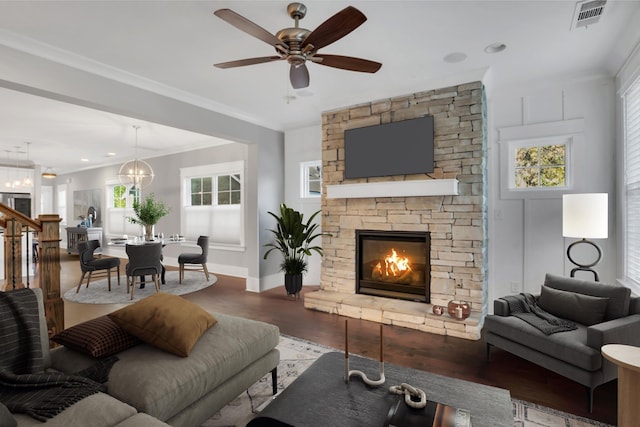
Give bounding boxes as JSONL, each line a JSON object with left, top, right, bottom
{"left": 488, "top": 77, "right": 617, "bottom": 306}
{"left": 283, "top": 125, "right": 323, "bottom": 286}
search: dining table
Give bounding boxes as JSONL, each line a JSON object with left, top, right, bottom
{"left": 108, "top": 236, "right": 186, "bottom": 285}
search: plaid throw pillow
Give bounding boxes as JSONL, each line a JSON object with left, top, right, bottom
{"left": 52, "top": 316, "right": 140, "bottom": 358}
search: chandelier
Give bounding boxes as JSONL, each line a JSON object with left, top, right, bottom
{"left": 117, "top": 125, "right": 154, "bottom": 190}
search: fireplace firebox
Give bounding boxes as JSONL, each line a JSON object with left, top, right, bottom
{"left": 355, "top": 230, "right": 430, "bottom": 303}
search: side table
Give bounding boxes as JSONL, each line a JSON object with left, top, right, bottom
{"left": 602, "top": 344, "right": 640, "bottom": 427}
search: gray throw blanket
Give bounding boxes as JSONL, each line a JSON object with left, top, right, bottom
{"left": 500, "top": 293, "right": 577, "bottom": 335}
{"left": 0, "top": 288, "right": 117, "bottom": 421}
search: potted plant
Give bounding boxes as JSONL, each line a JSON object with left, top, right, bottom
{"left": 127, "top": 193, "right": 170, "bottom": 241}
{"left": 264, "top": 203, "right": 328, "bottom": 299}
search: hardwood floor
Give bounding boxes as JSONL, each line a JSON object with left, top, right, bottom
{"left": 37, "top": 253, "right": 616, "bottom": 425}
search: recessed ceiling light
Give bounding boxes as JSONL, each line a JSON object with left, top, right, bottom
{"left": 80, "top": 158, "right": 89, "bottom": 162}
{"left": 443, "top": 52, "right": 467, "bottom": 63}
{"left": 484, "top": 43, "right": 507, "bottom": 54}
{"left": 106, "top": 152, "right": 116, "bottom": 157}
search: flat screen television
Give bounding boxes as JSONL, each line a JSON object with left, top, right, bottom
{"left": 343, "top": 115, "right": 435, "bottom": 179}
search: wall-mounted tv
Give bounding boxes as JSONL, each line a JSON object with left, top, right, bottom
{"left": 343, "top": 115, "right": 435, "bottom": 179}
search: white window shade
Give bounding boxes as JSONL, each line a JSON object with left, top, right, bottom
{"left": 625, "top": 78, "right": 640, "bottom": 285}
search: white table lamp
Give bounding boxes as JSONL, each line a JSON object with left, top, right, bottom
{"left": 562, "top": 193, "right": 608, "bottom": 281}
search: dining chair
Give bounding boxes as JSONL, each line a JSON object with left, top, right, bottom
{"left": 125, "top": 242, "right": 163, "bottom": 300}
{"left": 76, "top": 240, "right": 121, "bottom": 293}
{"left": 178, "top": 235, "right": 210, "bottom": 284}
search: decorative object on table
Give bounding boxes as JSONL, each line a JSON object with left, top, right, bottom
{"left": 118, "top": 125, "right": 155, "bottom": 190}
{"left": 562, "top": 193, "right": 608, "bottom": 281}
{"left": 388, "top": 383, "right": 427, "bottom": 409}
{"left": 344, "top": 320, "right": 385, "bottom": 386}
{"left": 264, "top": 203, "right": 329, "bottom": 299}
{"left": 447, "top": 300, "right": 471, "bottom": 320}
{"left": 127, "top": 193, "right": 170, "bottom": 241}
{"left": 432, "top": 305, "right": 444, "bottom": 316}
{"left": 384, "top": 396, "right": 471, "bottom": 427}
{"left": 178, "top": 235, "right": 210, "bottom": 284}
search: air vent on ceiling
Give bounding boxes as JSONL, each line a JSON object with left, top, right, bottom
{"left": 571, "top": 0, "right": 607, "bottom": 30}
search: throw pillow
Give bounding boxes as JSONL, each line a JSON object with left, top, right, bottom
{"left": 52, "top": 315, "right": 140, "bottom": 358}
{"left": 538, "top": 285, "right": 609, "bottom": 326}
{"left": 108, "top": 293, "right": 217, "bottom": 357}
{"left": 0, "top": 403, "right": 16, "bottom": 427}
{"left": 544, "top": 273, "right": 630, "bottom": 320}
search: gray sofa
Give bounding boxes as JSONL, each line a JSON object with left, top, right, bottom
{"left": 8, "top": 288, "right": 280, "bottom": 426}
{"left": 484, "top": 273, "right": 640, "bottom": 411}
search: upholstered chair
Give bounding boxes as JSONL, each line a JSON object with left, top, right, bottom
{"left": 125, "top": 243, "right": 163, "bottom": 300}
{"left": 178, "top": 236, "right": 210, "bottom": 284}
{"left": 76, "top": 240, "right": 121, "bottom": 293}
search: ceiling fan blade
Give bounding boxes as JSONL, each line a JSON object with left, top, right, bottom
{"left": 303, "top": 6, "right": 367, "bottom": 51}
{"left": 315, "top": 54, "right": 382, "bottom": 73}
{"left": 290, "top": 64, "right": 310, "bottom": 89}
{"left": 215, "top": 56, "right": 283, "bottom": 69}
{"left": 214, "top": 9, "right": 286, "bottom": 49}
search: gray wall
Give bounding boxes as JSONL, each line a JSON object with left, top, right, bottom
{"left": 0, "top": 46, "right": 285, "bottom": 291}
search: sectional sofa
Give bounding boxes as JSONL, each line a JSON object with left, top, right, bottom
{"left": 4, "top": 288, "right": 280, "bottom": 426}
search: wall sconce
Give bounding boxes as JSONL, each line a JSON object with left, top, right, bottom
{"left": 562, "top": 193, "right": 608, "bottom": 281}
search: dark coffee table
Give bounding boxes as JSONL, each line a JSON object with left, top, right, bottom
{"left": 257, "top": 352, "right": 512, "bottom": 427}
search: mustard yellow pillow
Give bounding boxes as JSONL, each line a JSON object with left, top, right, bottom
{"left": 108, "top": 293, "right": 217, "bottom": 357}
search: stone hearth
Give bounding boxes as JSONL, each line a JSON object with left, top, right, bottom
{"left": 304, "top": 82, "right": 487, "bottom": 340}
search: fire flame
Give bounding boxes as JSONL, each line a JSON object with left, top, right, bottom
{"left": 374, "top": 248, "right": 412, "bottom": 277}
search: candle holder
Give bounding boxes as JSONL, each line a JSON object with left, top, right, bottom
{"left": 447, "top": 300, "right": 471, "bottom": 320}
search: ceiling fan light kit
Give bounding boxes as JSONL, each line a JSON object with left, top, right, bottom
{"left": 213, "top": 2, "right": 382, "bottom": 89}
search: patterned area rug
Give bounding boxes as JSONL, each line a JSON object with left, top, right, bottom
{"left": 203, "top": 336, "right": 613, "bottom": 427}
{"left": 63, "top": 271, "right": 216, "bottom": 304}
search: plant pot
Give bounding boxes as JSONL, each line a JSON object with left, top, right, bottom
{"left": 284, "top": 273, "right": 303, "bottom": 300}
{"left": 144, "top": 224, "right": 155, "bottom": 241}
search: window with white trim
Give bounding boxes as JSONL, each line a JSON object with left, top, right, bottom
{"left": 508, "top": 138, "right": 569, "bottom": 190}
{"left": 181, "top": 162, "right": 244, "bottom": 247}
{"left": 104, "top": 180, "right": 140, "bottom": 237}
{"left": 624, "top": 78, "right": 640, "bottom": 286}
{"left": 301, "top": 161, "right": 322, "bottom": 198}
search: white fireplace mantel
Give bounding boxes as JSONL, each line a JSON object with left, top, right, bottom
{"left": 326, "top": 179, "right": 459, "bottom": 199}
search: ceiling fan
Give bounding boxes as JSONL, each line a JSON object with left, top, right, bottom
{"left": 213, "top": 2, "right": 382, "bottom": 89}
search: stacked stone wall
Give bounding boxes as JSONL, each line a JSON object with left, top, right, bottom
{"left": 319, "top": 81, "right": 486, "bottom": 312}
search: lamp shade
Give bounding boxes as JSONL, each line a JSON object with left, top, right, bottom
{"left": 562, "top": 193, "right": 608, "bottom": 239}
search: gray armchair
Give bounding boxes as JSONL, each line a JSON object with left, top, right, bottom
{"left": 485, "top": 273, "right": 640, "bottom": 412}
{"left": 125, "top": 243, "right": 163, "bottom": 300}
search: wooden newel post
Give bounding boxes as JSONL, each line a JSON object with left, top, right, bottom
{"left": 3, "top": 218, "right": 24, "bottom": 290}
{"left": 37, "top": 214, "right": 64, "bottom": 340}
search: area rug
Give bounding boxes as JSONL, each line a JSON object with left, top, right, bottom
{"left": 203, "top": 335, "right": 613, "bottom": 427}
{"left": 63, "top": 271, "right": 217, "bottom": 304}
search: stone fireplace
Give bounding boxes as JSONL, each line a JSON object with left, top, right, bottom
{"left": 356, "top": 230, "right": 430, "bottom": 303}
{"left": 304, "top": 81, "right": 487, "bottom": 340}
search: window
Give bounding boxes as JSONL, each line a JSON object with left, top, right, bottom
{"left": 624, "top": 77, "right": 640, "bottom": 286}
{"left": 498, "top": 119, "right": 581, "bottom": 200}
{"left": 510, "top": 139, "right": 568, "bottom": 190}
{"left": 301, "top": 161, "right": 322, "bottom": 198}
{"left": 217, "top": 174, "right": 241, "bottom": 205}
{"left": 190, "top": 177, "right": 212, "bottom": 206}
{"left": 113, "top": 184, "right": 128, "bottom": 208}
{"left": 514, "top": 143, "right": 566, "bottom": 188}
{"left": 180, "top": 162, "right": 244, "bottom": 247}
